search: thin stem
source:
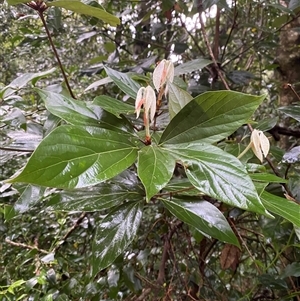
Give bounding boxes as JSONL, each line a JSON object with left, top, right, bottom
{"left": 198, "top": 11, "right": 230, "bottom": 90}
{"left": 5, "top": 238, "right": 49, "bottom": 254}
{"left": 38, "top": 11, "right": 76, "bottom": 99}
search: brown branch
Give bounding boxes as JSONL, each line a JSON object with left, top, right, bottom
{"left": 197, "top": 8, "right": 230, "bottom": 90}
{"left": 5, "top": 238, "right": 49, "bottom": 254}
{"left": 52, "top": 212, "right": 87, "bottom": 253}
{"left": 0, "top": 146, "right": 34, "bottom": 152}
{"left": 37, "top": 11, "right": 76, "bottom": 99}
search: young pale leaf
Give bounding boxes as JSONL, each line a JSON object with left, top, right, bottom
{"left": 38, "top": 89, "right": 133, "bottom": 133}
{"left": 164, "top": 143, "right": 272, "bottom": 217}
{"left": 104, "top": 67, "right": 141, "bottom": 99}
{"left": 9, "top": 126, "right": 139, "bottom": 189}
{"left": 161, "top": 198, "right": 239, "bottom": 247}
{"left": 261, "top": 191, "right": 300, "bottom": 227}
{"left": 168, "top": 82, "right": 193, "bottom": 119}
{"left": 159, "top": 91, "right": 265, "bottom": 145}
{"left": 47, "top": 0, "right": 120, "bottom": 26}
{"left": 91, "top": 202, "right": 143, "bottom": 277}
{"left": 137, "top": 146, "right": 175, "bottom": 201}
{"left": 93, "top": 95, "right": 135, "bottom": 118}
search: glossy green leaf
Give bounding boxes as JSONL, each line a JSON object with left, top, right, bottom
{"left": 91, "top": 202, "right": 143, "bottom": 276}
{"left": 14, "top": 185, "right": 45, "bottom": 214}
{"left": 0, "top": 68, "right": 56, "bottom": 99}
{"left": 163, "top": 143, "right": 272, "bottom": 217}
{"left": 47, "top": 0, "right": 120, "bottom": 26}
{"left": 174, "top": 58, "right": 212, "bottom": 76}
{"left": 104, "top": 67, "right": 141, "bottom": 99}
{"left": 137, "top": 146, "right": 175, "bottom": 201}
{"left": 93, "top": 95, "right": 135, "bottom": 118}
{"left": 9, "top": 126, "right": 139, "bottom": 189}
{"left": 48, "top": 183, "right": 143, "bottom": 211}
{"left": 278, "top": 105, "right": 300, "bottom": 122}
{"left": 261, "top": 191, "right": 300, "bottom": 227}
{"left": 38, "top": 89, "right": 134, "bottom": 133}
{"left": 160, "top": 91, "right": 265, "bottom": 145}
{"left": 161, "top": 198, "right": 239, "bottom": 246}
{"left": 249, "top": 173, "right": 287, "bottom": 183}
{"left": 168, "top": 82, "right": 193, "bottom": 119}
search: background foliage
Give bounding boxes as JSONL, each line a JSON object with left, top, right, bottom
{"left": 1, "top": 0, "right": 300, "bottom": 300}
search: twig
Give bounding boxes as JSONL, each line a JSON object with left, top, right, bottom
{"left": 37, "top": 11, "right": 76, "bottom": 99}
{"left": 229, "top": 220, "right": 262, "bottom": 274}
{"left": 0, "top": 146, "right": 33, "bottom": 153}
{"left": 5, "top": 238, "right": 49, "bottom": 254}
{"left": 197, "top": 8, "right": 230, "bottom": 90}
{"left": 52, "top": 212, "right": 87, "bottom": 253}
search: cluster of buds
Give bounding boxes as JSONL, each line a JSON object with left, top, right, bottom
{"left": 135, "top": 59, "right": 174, "bottom": 143}
{"left": 27, "top": 0, "right": 48, "bottom": 13}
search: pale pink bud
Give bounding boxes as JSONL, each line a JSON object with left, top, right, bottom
{"left": 153, "top": 59, "right": 174, "bottom": 92}
{"left": 250, "top": 129, "right": 270, "bottom": 162}
{"left": 135, "top": 86, "right": 156, "bottom": 122}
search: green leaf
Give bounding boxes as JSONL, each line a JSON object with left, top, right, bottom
{"left": 91, "top": 202, "right": 143, "bottom": 276}
{"left": 261, "top": 191, "right": 300, "bottom": 227}
{"left": 280, "top": 263, "right": 300, "bottom": 279}
{"left": 249, "top": 173, "right": 288, "bottom": 183}
{"left": 168, "top": 82, "right": 193, "bottom": 119}
{"left": 38, "top": 89, "right": 98, "bottom": 124}
{"left": 104, "top": 67, "right": 142, "bottom": 99}
{"left": 38, "top": 89, "right": 134, "bottom": 133}
{"left": 48, "top": 183, "right": 143, "bottom": 211}
{"left": 164, "top": 143, "right": 272, "bottom": 217}
{"left": 137, "top": 146, "right": 175, "bottom": 201}
{"left": 14, "top": 185, "right": 46, "bottom": 214}
{"left": 0, "top": 68, "right": 56, "bottom": 99}
{"left": 161, "top": 198, "right": 240, "bottom": 246}
{"left": 9, "top": 126, "right": 139, "bottom": 189}
{"left": 7, "top": 0, "right": 28, "bottom": 4}
{"left": 278, "top": 105, "right": 300, "bottom": 122}
{"left": 93, "top": 95, "right": 135, "bottom": 118}
{"left": 174, "top": 58, "right": 212, "bottom": 76}
{"left": 47, "top": 0, "right": 120, "bottom": 26}
{"left": 160, "top": 91, "right": 265, "bottom": 145}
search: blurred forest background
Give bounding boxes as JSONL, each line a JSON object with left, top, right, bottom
{"left": 1, "top": 0, "right": 300, "bottom": 300}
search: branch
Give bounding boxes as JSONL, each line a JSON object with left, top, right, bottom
{"left": 197, "top": 7, "right": 230, "bottom": 90}
{"left": 0, "top": 146, "right": 33, "bottom": 152}
{"left": 5, "top": 238, "right": 49, "bottom": 254}
{"left": 52, "top": 212, "right": 87, "bottom": 253}
{"left": 37, "top": 11, "right": 76, "bottom": 99}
